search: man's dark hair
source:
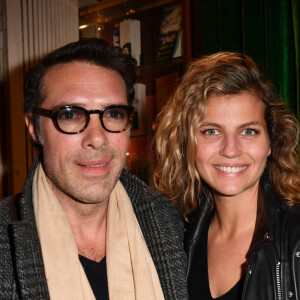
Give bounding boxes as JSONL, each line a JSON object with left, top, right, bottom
{"left": 24, "top": 38, "right": 137, "bottom": 132}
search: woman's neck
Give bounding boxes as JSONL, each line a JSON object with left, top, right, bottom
{"left": 211, "top": 188, "right": 259, "bottom": 238}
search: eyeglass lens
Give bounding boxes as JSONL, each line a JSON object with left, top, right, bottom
{"left": 57, "top": 107, "right": 131, "bottom": 133}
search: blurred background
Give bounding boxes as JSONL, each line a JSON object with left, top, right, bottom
{"left": 0, "top": 0, "right": 299, "bottom": 196}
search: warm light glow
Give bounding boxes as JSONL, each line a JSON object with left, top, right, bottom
{"left": 79, "top": 24, "right": 88, "bottom": 30}
{"left": 126, "top": 9, "right": 135, "bottom": 15}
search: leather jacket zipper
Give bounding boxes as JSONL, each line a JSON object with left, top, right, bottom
{"left": 241, "top": 264, "right": 252, "bottom": 299}
{"left": 276, "top": 261, "right": 282, "bottom": 300}
{"left": 242, "top": 259, "right": 283, "bottom": 300}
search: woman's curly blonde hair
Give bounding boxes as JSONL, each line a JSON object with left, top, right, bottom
{"left": 154, "top": 52, "right": 300, "bottom": 217}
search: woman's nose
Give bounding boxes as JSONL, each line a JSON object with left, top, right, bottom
{"left": 219, "top": 135, "right": 242, "bottom": 158}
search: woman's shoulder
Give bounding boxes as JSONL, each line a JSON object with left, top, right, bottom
{"left": 279, "top": 203, "right": 300, "bottom": 233}
{"left": 280, "top": 201, "right": 300, "bottom": 215}
{"left": 269, "top": 203, "right": 300, "bottom": 254}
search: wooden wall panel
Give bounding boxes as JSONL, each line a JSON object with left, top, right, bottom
{"left": 2, "top": 0, "right": 79, "bottom": 196}
{"left": 0, "top": 0, "right": 4, "bottom": 198}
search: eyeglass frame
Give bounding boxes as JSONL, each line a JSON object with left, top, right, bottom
{"left": 32, "top": 105, "right": 137, "bottom": 134}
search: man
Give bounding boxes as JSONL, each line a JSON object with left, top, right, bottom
{"left": 0, "top": 39, "right": 187, "bottom": 300}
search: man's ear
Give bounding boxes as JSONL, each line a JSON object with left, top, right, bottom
{"left": 25, "top": 114, "right": 39, "bottom": 143}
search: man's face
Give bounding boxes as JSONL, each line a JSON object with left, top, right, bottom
{"left": 27, "top": 61, "right": 130, "bottom": 206}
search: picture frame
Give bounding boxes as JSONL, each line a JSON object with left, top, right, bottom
{"left": 131, "top": 83, "right": 146, "bottom": 136}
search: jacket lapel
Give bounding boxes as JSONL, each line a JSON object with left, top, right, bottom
{"left": 9, "top": 157, "right": 50, "bottom": 299}
{"left": 10, "top": 220, "right": 50, "bottom": 299}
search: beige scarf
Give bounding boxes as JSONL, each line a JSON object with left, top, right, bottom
{"left": 33, "top": 163, "right": 164, "bottom": 300}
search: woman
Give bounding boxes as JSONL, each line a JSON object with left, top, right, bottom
{"left": 154, "top": 52, "right": 300, "bottom": 299}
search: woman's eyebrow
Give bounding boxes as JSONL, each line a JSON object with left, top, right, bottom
{"left": 199, "top": 121, "right": 263, "bottom": 129}
{"left": 238, "top": 121, "right": 262, "bottom": 129}
{"left": 199, "top": 122, "right": 221, "bottom": 128}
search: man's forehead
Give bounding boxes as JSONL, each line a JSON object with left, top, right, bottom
{"left": 41, "top": 61, "right": 125, "bottom": 95}
{"left": 40, "top": 61, "right": 127, "bottom": 108}
{"left": 43, "top": 61, "right": 118, "bottom": 80}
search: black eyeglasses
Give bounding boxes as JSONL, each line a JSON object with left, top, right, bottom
{"left": 32, "top": 105, "right": 137, "bottom": 134}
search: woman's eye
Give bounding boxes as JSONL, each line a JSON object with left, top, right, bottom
{"left": 203, "top": 129, "right": 219, "bottom": 136}
{"left": 242, "top": 129, "right": 257, "bottom": 136}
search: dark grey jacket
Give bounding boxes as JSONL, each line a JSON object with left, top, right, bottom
{"left": 0, "top": 157, "right": 188, "bottom": 299}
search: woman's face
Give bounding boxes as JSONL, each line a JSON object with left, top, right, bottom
{"left": 195, "top": 92, "right": 271, "bottom": 199}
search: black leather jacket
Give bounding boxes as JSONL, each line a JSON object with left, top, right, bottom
{"left": 185, "top": 175, "right": 300, "bottom": 300}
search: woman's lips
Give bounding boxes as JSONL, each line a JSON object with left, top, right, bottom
{"left": 214, "top": 165, "right": 248, "bottom": 173}
{"left": 213, "top": 164, "right": 249, "bottom": 177}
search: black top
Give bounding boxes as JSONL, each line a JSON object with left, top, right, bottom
{"left": 79, "top": 255, "right": 109, "bottom": 300}
{"left": 188, "top": 219, "right": 244, "bottom": 300}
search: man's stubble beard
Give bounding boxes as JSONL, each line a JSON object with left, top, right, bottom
{"left": 42, "top": 148, "right": 124, "bottom": 207}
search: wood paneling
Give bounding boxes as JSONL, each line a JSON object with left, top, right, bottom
{"left": 1, "top": 0, "right": 79, "bottom": 196}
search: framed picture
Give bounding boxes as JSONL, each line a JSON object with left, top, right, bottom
{"left": 156, "top": 4, "right": 182, "bottom": 62}
{"left": 131, "top": 83, "right": 146, "bottom": 136}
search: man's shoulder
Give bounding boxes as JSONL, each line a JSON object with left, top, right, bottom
{"left": 120, "top": 168, "right": 178, "bottom": 210}
{"left": 0, "top": 195, "right": 15, "bottom": 222}
{"left": 120, "top": 169, "right": 183, "bottom": 233}
{"left": 0, "top": 196, "right": 11, "bottom": 206}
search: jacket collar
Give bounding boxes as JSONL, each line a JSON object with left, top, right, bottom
{"left": 184, "top": 189, "right": 213, "bottom": 252}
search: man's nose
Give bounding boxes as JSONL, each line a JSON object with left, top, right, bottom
{"left": 81, "top": 115, "right": 108, "bottom": 149}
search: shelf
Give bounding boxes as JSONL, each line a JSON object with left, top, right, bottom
{"left": 136, "top": 57, "right": 185, "bottom": 94}
{"left": 80, "top": 0, "right": 176, "bottom": 25}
